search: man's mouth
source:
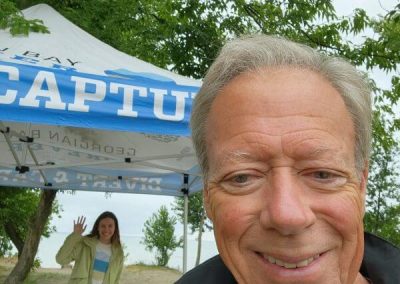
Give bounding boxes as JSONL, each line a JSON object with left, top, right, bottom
{"left": 261, "top": 253, "right": 320, "bottom": 269}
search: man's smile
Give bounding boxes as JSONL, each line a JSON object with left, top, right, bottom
{"left": 258, "top": 252, "right": 321, "bottom": 269}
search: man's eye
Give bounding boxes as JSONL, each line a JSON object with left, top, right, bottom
{"left": 220, "top": 172, "right": 263, "bottom": 194}
{"left": 305, "top": 170, "right": 347, "bottom": 189}
{"left": 233, "top": 174, "right": 249, "bottom": 183}
{"left": 313, "top": 171, "right": 333, "bottom": 179}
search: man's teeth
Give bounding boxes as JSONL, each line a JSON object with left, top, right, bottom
{"left": 265, "top": 254, "right": 320, "bottom": 269}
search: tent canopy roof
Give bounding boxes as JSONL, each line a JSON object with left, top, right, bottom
{"left": 0, "top": 4, "right": 203, "bottom": 196}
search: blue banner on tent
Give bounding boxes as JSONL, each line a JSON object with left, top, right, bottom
{"left": 0, "top": 60, "right": 199, "bottom": 136}
{"left": 0, "top": 166, "right": 203, "bottom": 196}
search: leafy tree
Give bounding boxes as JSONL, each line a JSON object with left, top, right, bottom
{"left": 2, "top": 0, "right": 400, "bottom": 257}
{"left": 173, "top": 192, "right": 212, "bottom": 266}
{"left": 364, "top": 141, "right": 400, "bottom": 246}
{"left": 142, "top": 205, "right": 182, "bottom": 266}
{"left": 0, "top": 0, "right": 48, "bottom": 35}
{"left": 0, "top": 188, "right": 61, "bottom": 257}
{"left": 2, "top": 188, "right": 58, "bottom": 284}
{"left": 34, "top": 0, "right": 227, "bottom": 79}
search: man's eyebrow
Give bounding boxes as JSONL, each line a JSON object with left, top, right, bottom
{"left": 218, "top": 146, "right": 339, "bottom": 163}
{"left": 298, "top": 146, "right": 335, "bottom": 158}
{"left": 299, "top": 143, "right": 351, "bottom": 162}
{"left": 215, "top": 151, "right": 259, "bottom": 167}
{"left": 214, "top": 145, "right": 344, "bottom": 169}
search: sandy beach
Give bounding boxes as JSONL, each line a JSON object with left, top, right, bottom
{"left": 0, "top": 257, "right": 183, "bottom": 284}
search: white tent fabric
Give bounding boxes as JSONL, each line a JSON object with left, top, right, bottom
{"left": 0, "top": 4, "right": 203, "bottom": 197}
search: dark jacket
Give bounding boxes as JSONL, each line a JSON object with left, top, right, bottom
{"left": 176, "top": 232, "right": 400, "bottom": 284}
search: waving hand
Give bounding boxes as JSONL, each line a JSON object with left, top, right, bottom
{"left": 73, "top": 216, "right": 87, "bottom": 235}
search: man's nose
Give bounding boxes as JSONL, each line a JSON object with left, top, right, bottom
{"left": 259, "top": 168, "right": 316, "bottom": 236}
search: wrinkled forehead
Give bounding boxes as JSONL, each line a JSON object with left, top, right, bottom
{"left": 205, "top": 67, "right": 358, "bottom": 168}
{"left": 208, "top": 67, "right": 354, "bottom": 132}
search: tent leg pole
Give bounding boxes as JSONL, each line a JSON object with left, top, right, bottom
{"left": 183, "top": 192, "right": 188, "bottom": 273}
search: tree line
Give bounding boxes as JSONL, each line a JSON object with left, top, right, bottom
{"left": 0, "top": 0, "right": 399, "bottom": 282}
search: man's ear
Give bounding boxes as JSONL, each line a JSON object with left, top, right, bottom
{"left": 203, "top": 183, "right": 213, "bottom": 221}
{"left": 360, "top": 162, "right": 369, "bottom": 214}
{"left": 360, "top": 162, "right": 369, "bottom": 196}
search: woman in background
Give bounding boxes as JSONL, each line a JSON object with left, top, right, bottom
{"left": 56, "top": 211, "right": 124, "bottom": 284}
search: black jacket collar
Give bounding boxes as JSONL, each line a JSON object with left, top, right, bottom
{"left": 360, "top": 232, "right": 400, "bottom": 283}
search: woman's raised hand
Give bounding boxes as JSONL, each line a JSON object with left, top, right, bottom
{"left": 73, "top": 216, "right": 87, "bottom": 235}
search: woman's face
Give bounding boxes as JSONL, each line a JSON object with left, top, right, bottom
{"left": 98, "top": 217, "right": 116, "bottom": 244}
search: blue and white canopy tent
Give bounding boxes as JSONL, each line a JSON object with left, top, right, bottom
{"left": 0, "top": 4, "right": 202, "bottom": 272}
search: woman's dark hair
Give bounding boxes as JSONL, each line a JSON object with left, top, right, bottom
{"left": 87, "top": 211, "right": 121, "bottom": 246}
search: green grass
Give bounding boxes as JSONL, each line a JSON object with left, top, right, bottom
{"left": 126, "top": 261, "right": 180, "bottom": 272}
{"left": 24, "top": 272, "right": 68, "bottom": 284}
{"left": 0, "top": 266, "right": 10, "bottom": 283}
{"left": 0, "top": 266, "right": 68, "bottom": 284}
{"left": 0, "top": 260, "right": 182, "bottom": 284}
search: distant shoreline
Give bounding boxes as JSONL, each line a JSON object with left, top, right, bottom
{"left": 35, "top": 231, "right": 218, "bottom": 270}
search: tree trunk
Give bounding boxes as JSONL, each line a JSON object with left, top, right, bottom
{"left": 5, "top": 189, "right": 57, "bottom": 284}
{"left": 4, "top": 222, "right": 24, "bottom": 257}
{"left": 195, "top": 210, "right": 205, "bottom": 266}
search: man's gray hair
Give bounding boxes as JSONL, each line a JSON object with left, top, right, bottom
{"left": 191, "top": 34, "right": 372, "bottom": 181}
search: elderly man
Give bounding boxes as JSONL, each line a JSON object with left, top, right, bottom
{"left": 177, "top": 35, "right": 400, "bottom": 283}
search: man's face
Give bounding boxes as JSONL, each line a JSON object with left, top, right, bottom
{"left": 204, "top": 68, "right": 368, "bottom": 284}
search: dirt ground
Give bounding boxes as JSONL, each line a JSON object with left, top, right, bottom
{"left": 0, "top": 257, "right": 183, "bottom": 284}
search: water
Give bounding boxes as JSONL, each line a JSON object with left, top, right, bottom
{"left": 36, "top": 232, "right": 218, "bottom": 272}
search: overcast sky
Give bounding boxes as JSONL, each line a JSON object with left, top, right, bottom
{"left": 51, "top": 0, "right": 399, "bottom": 242}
